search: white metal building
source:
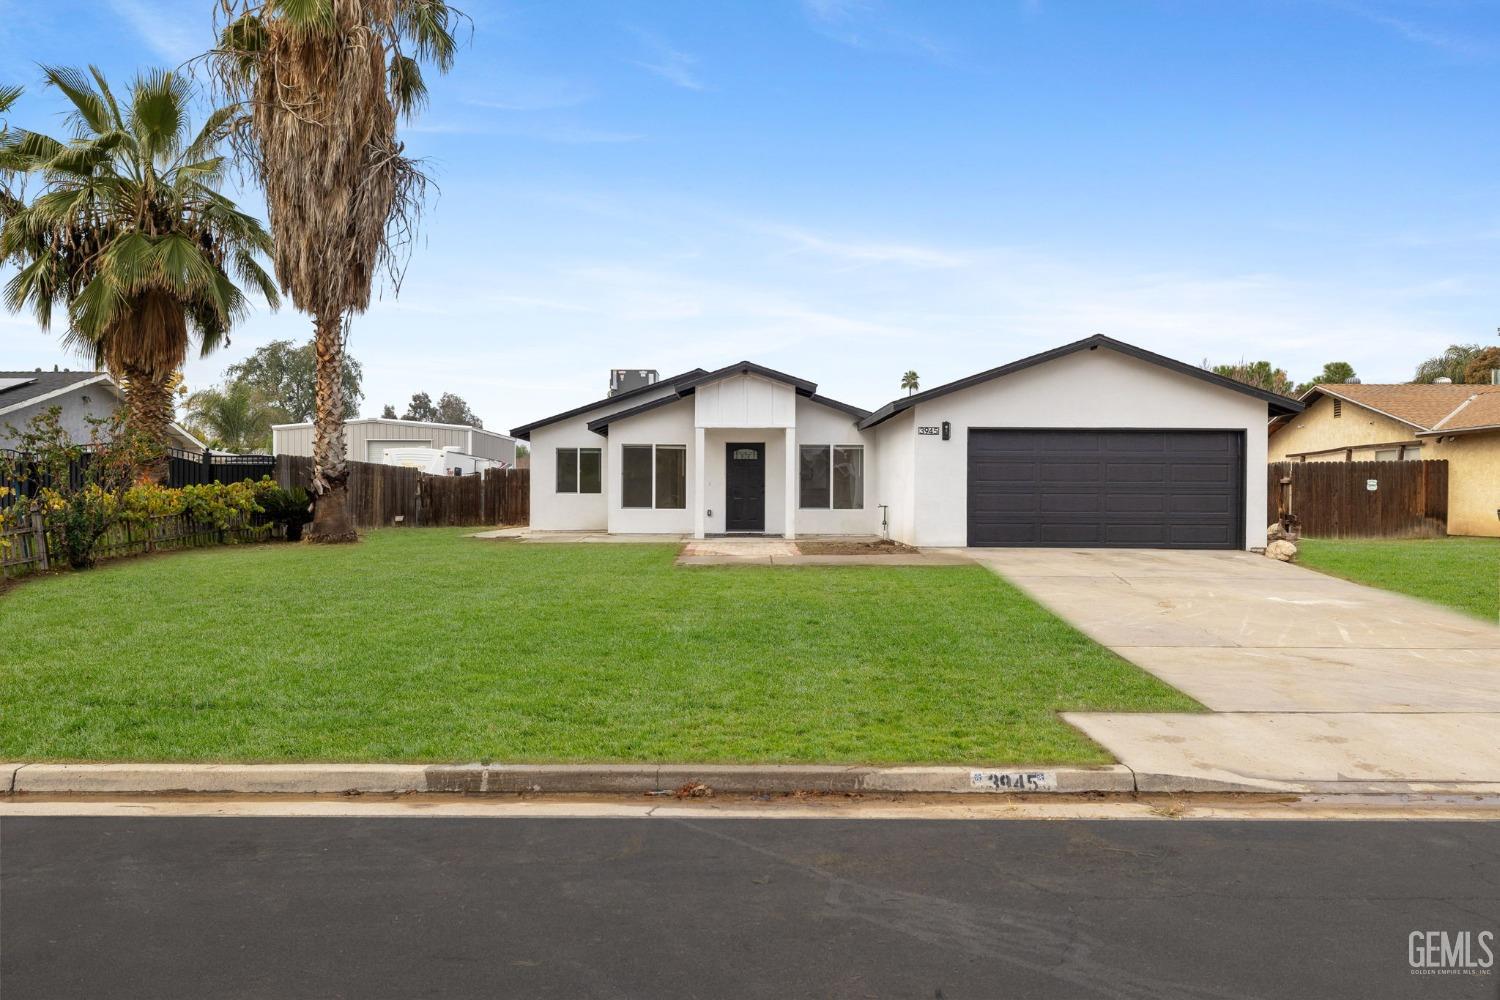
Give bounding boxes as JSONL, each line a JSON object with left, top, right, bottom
{"left": 272, "top": 418, "right": 518, "bottom": 468}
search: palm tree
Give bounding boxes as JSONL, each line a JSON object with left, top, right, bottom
{"left": 213, "top": 1, "right": 461, "bottom": 542}
{"left": 0, "top": 68, "right": 278, "bottom": 479}
{"left": 185, "top": 381, "right": 288, "bottom": 453}
{"left": 901, "top": 370, "right": 919, "bottom": 396}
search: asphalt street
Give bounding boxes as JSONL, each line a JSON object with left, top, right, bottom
{"left": 3, "top": 816, "right": 1498, "bottom": 999}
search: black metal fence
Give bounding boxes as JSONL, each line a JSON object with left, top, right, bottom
{"left": 1, "top": 448, "right": 275, "bottom": 506}
{"left": 165, "top": 448, "right": 276, "bottom": 487}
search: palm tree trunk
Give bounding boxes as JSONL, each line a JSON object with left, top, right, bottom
{"left": 121, "top": 366, "right": 173, "bottom": 482}
{"left": 305, "top": 312, "right": 358, "bottom": 543}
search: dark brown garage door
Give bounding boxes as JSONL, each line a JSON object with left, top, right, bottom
{"left": 967, "top": 429, "right": 1244, "bottom": 549}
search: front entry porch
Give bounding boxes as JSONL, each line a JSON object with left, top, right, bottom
{"left": 693, "top": 426, "right": 798, "bottom": 540}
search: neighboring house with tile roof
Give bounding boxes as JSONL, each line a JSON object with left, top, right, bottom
{"left": 0, "top": 369, "right": 204, "bottom": 452}
{"left": 1269, "top": 381, "right": 1500, "bottom": 537}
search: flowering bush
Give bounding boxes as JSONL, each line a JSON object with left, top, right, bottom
{"left": 1, "top": 408, "right": 156, "bottom": 569}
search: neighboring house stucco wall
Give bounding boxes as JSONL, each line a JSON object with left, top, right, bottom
{"left": 901, "top": 347, "right": 1269, "bottom": 549}
{"left": 1268, "top": 394, "right": 1421, "bottom": 460}
{"left": 1268, "top": 392, "right": 1498, "bottom": 537}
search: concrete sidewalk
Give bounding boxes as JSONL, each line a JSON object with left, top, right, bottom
{"left": 970, "top": 547, "right": 1500, "bottom": 791}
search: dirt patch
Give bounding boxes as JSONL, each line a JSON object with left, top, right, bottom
{"left": 794, "top": 538, "right": 917, "bottom": 556}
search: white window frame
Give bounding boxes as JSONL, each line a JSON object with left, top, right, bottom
{"left": 556, "top": 447, "right": 602, "bottom": 494}
{"left": 798, "top": 444, "right": 864, "bottom": 510}
{"left": 620, "top": 444, "right": 687, "bottom": 510}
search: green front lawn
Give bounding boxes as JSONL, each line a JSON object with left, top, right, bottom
{"left": 0, "top": 529, "right": 1197, "bottom": 764}
{"left": 1296, "top": 537, "right": 1500, "bottom": 621}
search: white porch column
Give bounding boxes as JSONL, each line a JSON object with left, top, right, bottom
{"left": 693, "top": 425, "right": 707, "bottom": 539}
{"left": 783, "top": 425, "right": 797, "bottom": 539}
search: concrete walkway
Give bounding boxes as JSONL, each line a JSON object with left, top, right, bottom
{"left": 966, "top": 548, "right": 1500, "bottom": 791}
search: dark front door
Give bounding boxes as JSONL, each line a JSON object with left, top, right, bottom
{"left": 967, "top": 429, "right": 1244, "bottom": 549}
{"left": 725, "top": 442, "right": 766, "bottom": 532}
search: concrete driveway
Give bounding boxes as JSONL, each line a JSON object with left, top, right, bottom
{"left": 963, "top": 548, "right": 1500, "bottom": 791}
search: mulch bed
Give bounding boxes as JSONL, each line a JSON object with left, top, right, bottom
{"left": 794, "top": 538, "right": 918, "bottom": 556}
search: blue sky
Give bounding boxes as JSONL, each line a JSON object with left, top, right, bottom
{"left": 2, "top": 0, "right": 1498, "bottom": 430}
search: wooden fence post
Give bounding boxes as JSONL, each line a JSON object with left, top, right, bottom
{"left": 30, "top": 510, "right": 48, "bottom": 571}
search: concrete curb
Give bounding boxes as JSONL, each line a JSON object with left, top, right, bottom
{"left": 9, "top": 762, "right": 1490, "bottom": 797}
{"left": 4, "top": 763, "right": 1134, "bottom": 797}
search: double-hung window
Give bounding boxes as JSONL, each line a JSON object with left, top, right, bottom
{"left": 798, "top": 444, "right": 863, "bottom": 509}
{"left": 556, "top": 447, "right": 602, "bottom": 493}
{"left": 622, "top": 445, "right": 687, "bottom": 509}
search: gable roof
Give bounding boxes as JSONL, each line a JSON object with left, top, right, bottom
{"left": 1303, "top": 382, "right": 1500, "bottom": 436}
{"left": 856, "top": 334, "right": 1304, "bottom": 429}
{"left": 0, "top": 370, "right": 110, "bottom": 413}
{"left": 673, "top": 361, "right": 818, "bottom": 395}
{"left": 586, "top": 391, "right": 692, "bottom": 435}
{"left": 0, "top": 369, "right": 206, "bottom": 450}
{"left": 509, "top": 368, "right": 707, "bottom": 440}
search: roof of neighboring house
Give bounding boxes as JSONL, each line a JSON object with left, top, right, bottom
{"left": 0, "top": 370, "right": 110, "bottom": 412}
{"left": 509, "top": 367, "right": 708, "bottom": 440}
{"left": 1295, "top": 382, "right": 1500, "bottom": 437}
{"left": 857, "top": 334, "right": 1305, "bottom": 429}
{"left": 0, "top": 369, "right": 206, "bottom": 450}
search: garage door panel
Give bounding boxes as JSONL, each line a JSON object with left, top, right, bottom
{"left": 1042, "top": 491, "right": 1102, "bottom": 513}
{"left": 967, "top": 429, "right": 1243, "bottom": 550}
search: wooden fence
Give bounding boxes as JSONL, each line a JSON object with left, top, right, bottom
{"left": 1267, "top": 460, "right": 1448, "bottom": 538}
{"left": 2, "top": 512, "right": 276, "bottom": 578}
{"left": 275, "top": 456, "right": 529, "bottom": 530}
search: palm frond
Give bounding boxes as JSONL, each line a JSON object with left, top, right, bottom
{"left": 39, "top": 65, "right": 111, "bottom": 136}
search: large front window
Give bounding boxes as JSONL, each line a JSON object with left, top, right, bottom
{"left": 556, "top": 448, "right": 601, "bottom": 493}
{"left": 799, "top": 444, "right": 863, "bottom": 509}
{"left": 622, "top": 445, "right": 686, "bottom": 509}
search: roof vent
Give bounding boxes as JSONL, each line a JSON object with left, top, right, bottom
{"left": 1344, "top": 377, "right": 1360, "bottom": 384}
{"left": 1435, "top": 377, "right": 1453, "bottom": 384}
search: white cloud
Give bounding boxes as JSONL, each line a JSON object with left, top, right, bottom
{"left": 630, "top": 29, "right": 705, "bottom": 90}
{"left": 105, "top": 0, "right": 204, "bottom": 64}
{"left": 760, "top": 224, "right": 970, "bottom": 269}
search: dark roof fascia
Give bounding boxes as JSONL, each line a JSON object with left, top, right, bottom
{"left": 510, "top": 368, "right": 707, "bottom": 439}
{"left": 806, "top": 393, "right": 871, "bottom": 420}
{"left": 672, "top": 361, "right": 817, "bottom": 396}
{"left": 856, "top": 334, "right": 1305, "bottom": 429}
{"left": 585, "top": 389, "right": 695, "bottom": 435}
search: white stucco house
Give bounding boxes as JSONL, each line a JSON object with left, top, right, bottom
{"left": 511, "top": 335, "right": 1303, "bottom": 550}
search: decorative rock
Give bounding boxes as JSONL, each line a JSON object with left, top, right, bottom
{"left": 1265, "top": 539, "right": 1298, "bottom": 562}
{"left": 1267, "top": 523, "right": 1287, "bottom": 542}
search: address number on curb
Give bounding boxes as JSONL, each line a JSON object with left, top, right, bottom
{"left": 970, "top": 770, "right": 1057, "bottom": 791}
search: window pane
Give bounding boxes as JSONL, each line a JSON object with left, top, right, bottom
{"left": 1374, "top": 449, "right": 1399, "bottom": 461}
{"left": 655, "top": 447, "right": 686, "bottom": 509}
{"left": 556, "top": 448, "right": 578, "bottom": 493}
{"left": 833, "top": 446, "right": 863, "bottom": 509}
{"left": 799, "top": 445, "right": 830, "bottom": 508}
{"left": 579, "top": 448, "right": 602, "bottom": 493}
{"left": 622, "top": 445, "right": 653, "bottom": 508}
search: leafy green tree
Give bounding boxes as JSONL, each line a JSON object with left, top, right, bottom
{"left": 1295, "top": 361, "right": 1357, "bottom": 395}
{"left": 900, "top": 370, "right": 919, "bottom": 396}
{"left": 1208, "top": 360, "right": 1295, "bottom": 397}
{"left": 214, "top": 0, "right": 462, "bottom": 542}
{"left": 224, "top": 339, "right": 363, "bottom": 422}
{"left": 1413, "top": 344, "right": 1482, "bottom": 384}
{"left": 401, "top": 390, "right": 482, "bottom": 427}
{"left": 0, "top": 67, "right": 277, "bottom": 477}
{"left": 184, "top": 381, "right": 287, "bottom": 453}
{"left": 380, "top": 403, "right": 397, "bottom": 419}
